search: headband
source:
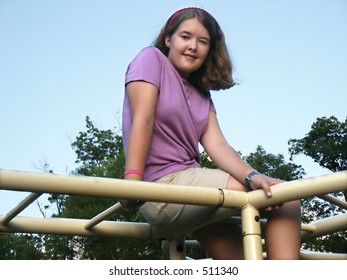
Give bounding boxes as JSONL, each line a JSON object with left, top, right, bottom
{"left": 167, "top": 7, "right": 204, "bottom": 28}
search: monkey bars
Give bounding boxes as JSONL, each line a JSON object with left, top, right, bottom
{"left": 0, "top": 168, "right": 346, "bottom": 260}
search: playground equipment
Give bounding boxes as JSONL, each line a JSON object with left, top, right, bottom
{"left": 0, "top": 168, "right": 346, "bottom": 260}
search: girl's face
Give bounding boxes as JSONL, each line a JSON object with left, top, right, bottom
{"left": 165, "top": 18, "right": 210, "bottom": 79}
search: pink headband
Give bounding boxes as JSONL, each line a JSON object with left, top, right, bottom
{"left": 167, "top": 7, "right": 204, "bottom": 28}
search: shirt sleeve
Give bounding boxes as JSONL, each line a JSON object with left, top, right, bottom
{"left": 125, "top": 46, "right": 162, "bottom": 88}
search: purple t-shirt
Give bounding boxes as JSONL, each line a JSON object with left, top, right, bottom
{"left": 122, "top": 46, "right": 216, "bottom": 181}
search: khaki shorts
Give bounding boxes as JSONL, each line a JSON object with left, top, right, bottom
{"left": 140, "top": 167, "right": 240, "bottom": 239}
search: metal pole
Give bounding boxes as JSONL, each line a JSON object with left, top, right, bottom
{"left": 301, "top": 212, "right": 347, "bottom": 241}
{"left": 0, "top": 215, "right": 152, "bottom": 239}
{"left": 1, "top": 169, "right": 346, "bottom": 212}
{"left": 245, "top": 171, "right": 347, "bottom": 210}
{"left": 84, "top": 202, "right": 124, "bottom": 230}
{"left": 0, "top": 192, "right": 42, "bottom": 225}
{"left": 317, "top": 194, "right": 347, "bottom": 210}
{"left": 0, "top": 169, "right": 233, "bottom": 208}
{"left": 162, "top": 238, "right": 186, "bottom": 260}
{"left": 241, "top": 205, "right": 263, "bottom": 260}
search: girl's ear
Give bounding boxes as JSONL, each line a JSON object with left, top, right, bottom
{"left": 165, "top": 35, "right": 171, "bottom": 48}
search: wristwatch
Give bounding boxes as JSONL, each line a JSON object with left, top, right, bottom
{"left": 245, "top": 171, "right": 261, "bottom": 191}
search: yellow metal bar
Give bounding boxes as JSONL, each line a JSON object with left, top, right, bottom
{"left": 84, "top": 202, "right": 124, "bottom": 230}
{"left": 1, "top": 169, "right": 346, "bottom": 260}
{"left": 300, "top": 223, "right": 316, "bottom": 233}
{"left": 1, "top": 170, "right": 346, "bottom": 212}
{"left": 0, "top": 215, "right": 151, "bottom": 239}
{"left": 241, "top": 205, "right": 263, "bottom": 260}
{"left": 247, "top": 171, "right": 347, "bottom": 210}
{"left": 223, "top": 216, "right": 319, "bottom": 233}
{"left": 0, "top": 192, "right": 42, "bottom": 225}
{"left": 317, "top": 194, "right": 347, "bottom": 210}
{"left": 301, "top": 212, "right": 347, "bottom": 241}
{"left": 162, "top": 238, "right": 186, "bottom": 260}
{"left": 0, "top": 169, "right": 231, "bottom": 207}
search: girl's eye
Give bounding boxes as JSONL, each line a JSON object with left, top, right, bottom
{"left": 181, "top": 35, "right": 190, "bottom": 40}
{"left": 199, "top": 39, "right": 209, "bottom": 45}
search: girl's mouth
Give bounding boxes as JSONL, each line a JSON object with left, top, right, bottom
{"left": 183, "top": 54, "right": 197, "bottom": 60}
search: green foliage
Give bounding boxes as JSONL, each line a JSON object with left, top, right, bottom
{"left": 71, "top": 116, "right": 125, "bottom": 178}
{"left": 42, "top": 234, "right": 78, "bottom": 260}
{"left": 242, "top": 145, "right": 305, "bottom": 180}
{"left": 200, "top": 151, "right": 218, "bottom": 169}
{"left": 0, "top": 233, "right": 44, "bottom": 260}
{"left": 301, "top": 232, "right": 347, "bottom": 254}
{"left": 288, "top": 116, "right": 347, "bottom": 172}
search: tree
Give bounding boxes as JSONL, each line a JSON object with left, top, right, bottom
{"left": 71, "top": 115, "right": 125, "bottom": 178}
{"left": 288, "top": 116, "right": 347, "bottom": 172}
{"left": 288, "top": 116, "right": 347, "bottom": 253}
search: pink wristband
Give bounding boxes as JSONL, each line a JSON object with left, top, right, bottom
{"left": 124, "top": 169, "right": 144, "bottom": 178}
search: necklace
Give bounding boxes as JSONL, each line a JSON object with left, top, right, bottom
{"left": 185, "top": 83, "right": 193, "bottom": 106}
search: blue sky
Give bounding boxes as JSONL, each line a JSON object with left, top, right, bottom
{"left": 0, "top": 0, "right": 346, "bottom": 217}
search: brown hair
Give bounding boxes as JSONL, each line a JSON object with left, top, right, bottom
{"left": 153, "top": 8, "right": 235, "bottom": 94}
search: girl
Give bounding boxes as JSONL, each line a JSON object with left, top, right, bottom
{"left": 122, "top": 7, "right": 301, "bottom": 259}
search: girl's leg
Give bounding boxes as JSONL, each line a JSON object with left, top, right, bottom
{"left": 223, "top": 175, "right": 301, "bottom": 260}
{"left": 264, "top": 200, "right": 301, "bottom": 259}
{"left": 195, "top": 222, "right": 244, "bottom": 260}
{"left": 194, "top": 175, "right": 246, "bottom": 260}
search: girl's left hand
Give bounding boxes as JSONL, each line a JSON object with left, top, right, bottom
{"left": 249, "top": 174, "right": 285, "bottom": 211}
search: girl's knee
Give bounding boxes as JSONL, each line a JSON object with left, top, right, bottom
{"left": 288, "top": 199, "right": 301, "bottom": 213}
{"left": 268, "top": 199, "right": 301, "bottom": 219}
{"left": 283, "top": 200, "right": 301, "bottom": 218}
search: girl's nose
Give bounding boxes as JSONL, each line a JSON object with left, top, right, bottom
{"left": 188, "top": 40, "right": 197, "bottom": 51}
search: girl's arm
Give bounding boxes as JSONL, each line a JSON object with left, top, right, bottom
{"left": 201, "top": 111, "right": 281, "bottom": 197}
{"left": 200, "top": 111, "right": 254, "bottom": 184}
{"left": 125, "top": 81, "right": 158, "bottom": 180}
